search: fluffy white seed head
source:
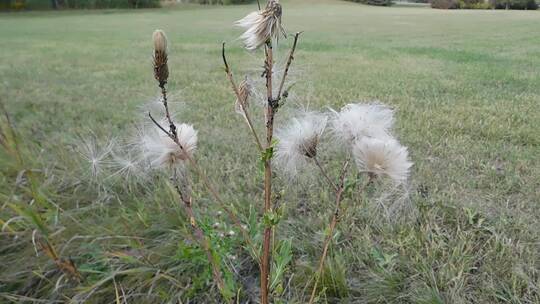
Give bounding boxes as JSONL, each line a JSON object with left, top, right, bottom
{"left": 331, "top": 103, "right": 394, "bottom": 144}
{"left": 274, "top": 112, "right": 328, "bottom": 176}
{"left": 352, "top": 136, "right": 412, "bottom": 184}
{"left": 141, "top": 123, "right": 197, "bottom": 169}
{"left": 235, "top": 0, "right": 284, "bottom": 51}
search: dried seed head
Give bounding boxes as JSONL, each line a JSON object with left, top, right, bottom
{"left": 152, "top": 30, "right": 169, "bottom": 85}
{"left": 275, "top": 112, "right": 328, "bottom": 177}
{"left": 234, "top": 77, "right": 252, "bottom": 117}
{"left": 235, "top": 0, "right": 285, "bottom": 51}
{"left": 302, "top": 136, "right": 319, "bottom": 159}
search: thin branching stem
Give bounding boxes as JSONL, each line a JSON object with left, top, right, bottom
{"left": 158, "top": 83, "right": 177, "bottom": 137}
{"left": 276, "top": 32, "right": 302, "bottom": 102}
{"left": 308, "top": 163, "right": 374, "bottom": 304}
{"left": 222, "top": 43, "right": 264, "bottom": 152}
{"left": 313, "top": 157, "right": 339, "bottom": 193}
{"left": 171, "top": 169, "right": 227, "bottom": 296}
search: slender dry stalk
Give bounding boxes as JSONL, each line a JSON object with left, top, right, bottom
{"left": 307, "top": 160, "right": 349, "bottom": 304}
{"left": 276, "top": 32, "right": 301, "bottom": 103}
{"left": 313, "top": 157, "right": 339, "bottom": 193}
{"left": 171, "top": 170, "right": 226, "bottom": 295}
{"left": 222, "top": 43, "right": 263, "bottom": 152}
{"left": 308, "top": 163, "right": 373, "bottom": 304}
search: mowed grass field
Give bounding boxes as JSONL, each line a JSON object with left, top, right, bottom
{"left": 1, "top": 1, "right": 539, "bottom": 303}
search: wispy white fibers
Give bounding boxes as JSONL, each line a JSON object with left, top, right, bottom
{"left": 78, "top": 137, "right": 115, "bottom": 178}
{"left": 109, "top": 150, "right": 143, "bottom": 180}
{"left": 330, "top": 103, "right": 394, "bottom": 144}
{"left": 235, "top": 0, "right": 285, "bottom": 51}
{"left": 274, "top": 112, "right": 327, "bottom": 177}
{"left": 352, "top": 136, "right": 412, "bottom": 184}
{"left": 141, "top": 123, "right": 197, "bottom": 169}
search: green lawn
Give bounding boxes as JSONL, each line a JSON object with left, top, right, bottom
{"left": 1, "top": 1, "right": 539, "bottom": 303}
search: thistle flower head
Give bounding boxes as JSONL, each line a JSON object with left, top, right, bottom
{"left": 152, "top": 29, "right": 169, "bottom": 85}
{"left": 352, "top": 136, "right": 412, "bottom": 184}
{"left": 274, "top": 112, "right": 328, "bottom": 176}
{"left": 235, "top": 0, "right": 285, "bottom": 51}
{"left": 331, "top": 103, "right": 394, "bottom": 144}
{"left": 142, "top": 123, "right": 197, "bottom": 169}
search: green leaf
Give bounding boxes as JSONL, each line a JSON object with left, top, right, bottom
{"left": 270, "top": 239, "right": 293, "bottom": 293}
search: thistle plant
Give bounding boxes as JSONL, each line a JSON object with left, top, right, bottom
{"left": 143, "top": 2, "right": 412, "bottom": 303}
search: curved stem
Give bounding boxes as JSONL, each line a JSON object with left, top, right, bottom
{"left": 313, "top": 157, "right": 339, "bottom": 193}
{"left": 171, "top": 170, "right": 227, "bottom": 299}
{"left": 308, "top": 160, "right": 359, "bottom": 304}
{"left": 222, "top": 43, "right": 264, "bottom": 152}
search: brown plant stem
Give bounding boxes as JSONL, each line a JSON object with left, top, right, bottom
{"left": 308, "top": 160, "right": 353, "bottom": 304}
{"left": 313, "top": 157, "right": 339, "bottom": 193}
{"left": 222, "top": 43, "right": 263, "bottom": 152}
{"left": 260, "top": 40, "right": 274, "bottom": 304}
{"left": 158, "top": 83, "right": 176, "bottom": 137}
{"left": 276, "top": 32, "right": 301, "bottom": 102}
{"left": 171, "top": 170, "right": 227, "bottom": 297}
{"left": 259, "top": 32, "right": 301, "bottom": 304}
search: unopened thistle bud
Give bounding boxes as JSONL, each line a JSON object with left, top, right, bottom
{"left": 152, "top": 30, "right": 169, "bottom": 85}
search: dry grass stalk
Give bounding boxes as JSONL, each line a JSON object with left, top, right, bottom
{"left": 39, "top": 239, "right": 82, "bottom": 283}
